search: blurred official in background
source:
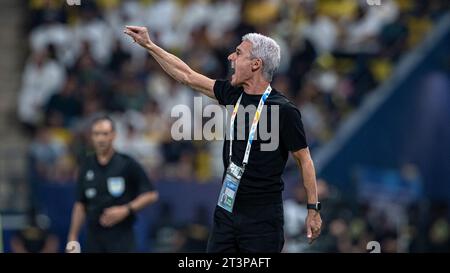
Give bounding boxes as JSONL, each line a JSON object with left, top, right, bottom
{"left": 124, "top": 26, "right": 321, "bottom": 253}
{"left": 66, "top": 116, "right": 158, "bottom": 253}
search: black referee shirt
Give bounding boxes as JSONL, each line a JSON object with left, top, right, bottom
{"left": 214, "top": 80, "right": 308, "bottom": 206}
{"left": 76, "top": 152, "right": 155, "bottom": 232}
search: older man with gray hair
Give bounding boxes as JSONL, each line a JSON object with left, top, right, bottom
{"left": 124, "top": 26, "right": 321, "bottom": 253}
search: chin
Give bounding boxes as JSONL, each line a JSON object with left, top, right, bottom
{"left": 230, "top": 75, "right": 241, "bottom": 87}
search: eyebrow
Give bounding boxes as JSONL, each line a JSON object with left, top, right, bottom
{"left": 236, "top": 47, "right": 241, "bottom": 53}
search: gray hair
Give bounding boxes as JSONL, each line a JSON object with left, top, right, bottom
{"left": 242, "top": 33, "right": 281, "bottom": 82}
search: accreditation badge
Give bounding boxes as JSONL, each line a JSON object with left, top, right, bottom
{"left": 217, "top": 162, "right": 244, "bottom": 213}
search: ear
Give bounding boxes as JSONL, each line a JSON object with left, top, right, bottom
{"left": 251, "top": 58, "right": 262, "bottom": 72}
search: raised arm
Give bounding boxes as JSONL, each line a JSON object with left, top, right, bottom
{"left": 124, "top": 26, "right": 215, "bottom": 99}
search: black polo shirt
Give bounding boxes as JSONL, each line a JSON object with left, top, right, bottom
{"left": 214, "top": 80, "right": 308, "bottom": 205}
{"left": 76, "top": 152, "right": 155, "bottom": 232}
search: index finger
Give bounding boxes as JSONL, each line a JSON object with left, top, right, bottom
{"left": 125, "top": 25, "right": 144, "bottom": 32}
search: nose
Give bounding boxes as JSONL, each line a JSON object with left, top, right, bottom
{"left": 228, "top": 52, "right": 235, "bottom": 61}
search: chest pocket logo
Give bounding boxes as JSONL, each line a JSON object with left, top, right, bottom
{"left": 86, "top": 170, "right": 94, "bottom": 181}
{"left": 107, "top": 177, "right": 125, "bottom": 197}
{"left": 85, "top": 188, "right": 97, "bottom": 199}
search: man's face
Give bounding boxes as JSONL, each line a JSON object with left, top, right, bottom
{"left": 228, "top": 40, "right": 260, "bottom": 86}
{"left": 91, "top": 120, "right": 115, "bottom": 153}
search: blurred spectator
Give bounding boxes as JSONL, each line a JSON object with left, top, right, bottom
{"left": 45, "top": 76, "right": 82, "bottom": 128}
{"left": 29, "top": 127, "right": 67, "bottom": 182}
{"left": 10, "top": 210, "right": 59, "bottom": 253}
{"left": 18, "top": 48, "right": 65, "bottom": 130}
{"left": 283, "top": 183, "right": 309, "bottom": 252}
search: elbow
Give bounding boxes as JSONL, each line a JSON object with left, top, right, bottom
{"left": 180, "top": 69, "right": 194, "bottom": 86}
{"left": 148, "top": 191, "right": 159, "bottom": 204}
{"left": 180, "top": 71, "right": 189, "bottom": 85}
{"left": 74, "top": 202, "right": 85, "bottom": 210}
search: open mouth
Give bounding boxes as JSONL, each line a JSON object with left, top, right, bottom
{"left": 229, "top": 62, "right": 235, "bottom": 78}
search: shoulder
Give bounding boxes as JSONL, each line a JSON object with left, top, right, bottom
{"left": 214, "top": 79, "right": 243, "bottom": 105}
{"left": 214, "top": 79, "right": 235, "bottom": 92}
{"left": 269, "top": 91, "right": 304, "bottom": 130}
{"left": 78, "top": 153, "right": 96, "bottom": 168}
{"left": 115, "top": 152, "right": 136, "bottom": 163}
{"left": 115, "top": 152, "right": 142, "bottom": 168}
{"left": 269, "top": 89, "right": 300, "bottom": 113}
{"left": 215, "top": 80, "right": 243, "bottom": 94}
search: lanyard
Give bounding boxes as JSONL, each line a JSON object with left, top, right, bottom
{"left": 229, "top": 85, "right": 272, "bottom": 167}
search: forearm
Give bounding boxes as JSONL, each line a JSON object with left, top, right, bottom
{"left": 301, "top": 158, "right": 318, "bottom": 204}
{"left": 145, "top": 43, "right": 193, "bottom": 85}
{"left": 124, "top": 26, "right": 214, "bottom": 98}
{"left": 128, "top": 191, "right": 158, "bottom": 213}
{"left": 68, "top": 202, "right": 86, "bottom": 240}
{"left": 292, "top": 148, "right": 322, "bottom": 242}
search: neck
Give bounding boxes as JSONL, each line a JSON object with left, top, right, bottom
{"left": 242, "top": 76, "right": 271, "bottom": 95}
{"left": 96, "top": 148, "right": 114, "bottom": 165}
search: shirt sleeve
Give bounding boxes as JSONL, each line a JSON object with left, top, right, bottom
{"left": 281, "top": 104, "right": 308, "bottom": 152}
{"left": 213, "top": 80, "right": 241, "bottom": 106}
{"left": 128, "top": 158, "right": 155, "bottom": 195}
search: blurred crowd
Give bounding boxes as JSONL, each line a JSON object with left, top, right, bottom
{"left": 14, "top": 0, "right": 449, "bottom": 252}
{"left": 283, "top": 172, "right": 449, "bottom": 253}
